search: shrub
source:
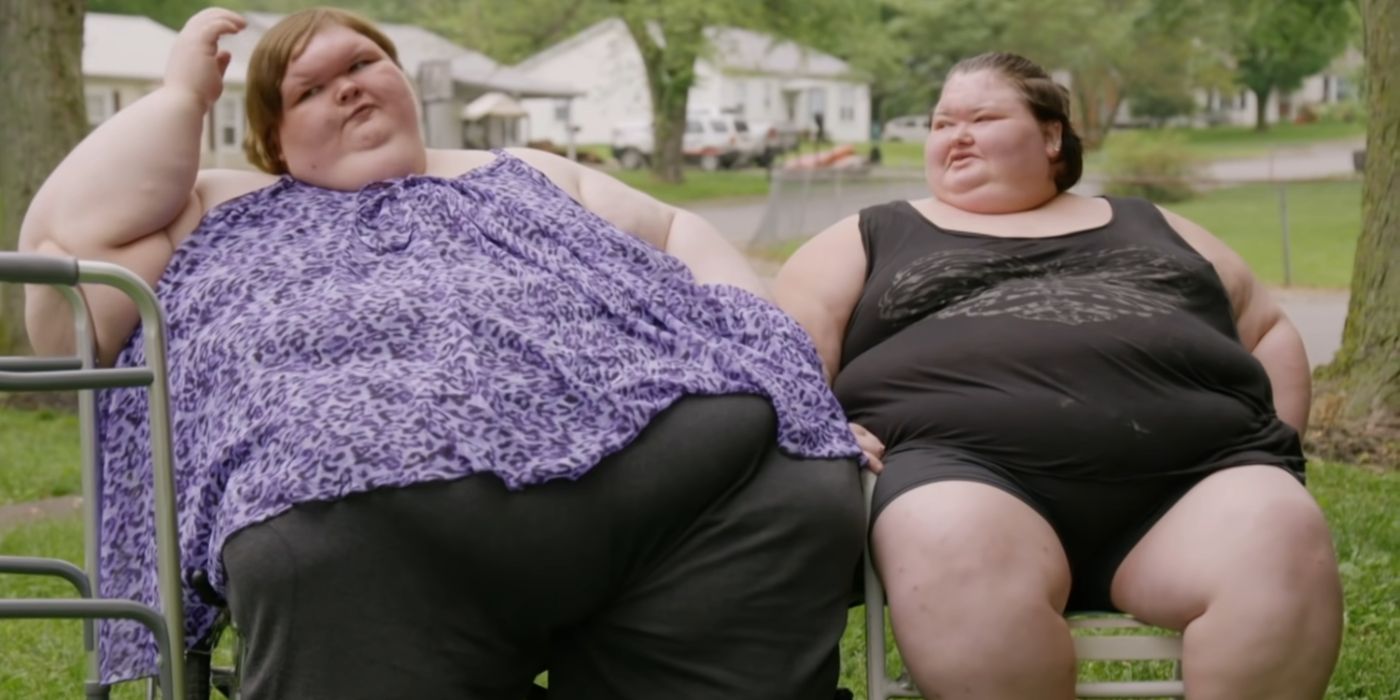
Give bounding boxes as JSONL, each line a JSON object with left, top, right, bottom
{"left": 1101, "top": 132, "right": 1200, "bottom": 203}
{"left": 1315, "top": 100, "right": 1367, "bottom": 124}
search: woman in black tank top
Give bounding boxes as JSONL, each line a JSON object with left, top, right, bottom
{"left": 776, "top": 52, "right": 1341, "bottom": 699}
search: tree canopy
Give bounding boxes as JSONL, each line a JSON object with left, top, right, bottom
{"left": 1229, "top": 0, "right": 1356, "bottom": 130}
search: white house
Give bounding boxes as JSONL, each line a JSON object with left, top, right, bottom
{"left": 1116, "top": 47, "right": 1364, "bottom": 128}
{"left": 516, "top": 19, "right": 871, "bottom": 146}
{"left": 82, "top": 13, "right": 249, "bottom": 168}
{"left": 1200, "top": 47, "right": 1363, "bottom": 127}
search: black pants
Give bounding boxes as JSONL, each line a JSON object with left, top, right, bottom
{"left": 223, "top": 395, "right": 864, "bottom": 700}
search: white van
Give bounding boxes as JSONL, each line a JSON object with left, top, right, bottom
{"left": 610, "top": 113, "right": 749, "bottom": 171}
{"left": 882, "top": 114, "right": 931, "bottom": 142}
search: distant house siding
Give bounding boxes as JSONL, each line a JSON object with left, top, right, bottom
{"left": 1117, "top": 48, "right": 1362, "bottom": 128}
{"left": 522, "top": 24, "right": 651, "bottom": 145}
{"left": 519, "top": 20, "right": 871, "bottom": 146}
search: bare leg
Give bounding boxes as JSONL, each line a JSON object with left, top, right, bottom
{"left": 873, "top": 481, "right": 1076, "bottom": 700}
{"left": 1112, "top": 465, "right": 1343, "bottom": 700}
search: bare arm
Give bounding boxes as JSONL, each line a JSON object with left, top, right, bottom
{"left": 1160, "top": 207, "right": 1311, "bottom": 432}
{"left": 509, "top": 148, "right": 769, "bottom": 299}
{"left": 771, "top": 215, "right": 867, "bottom": 383}
{"left": 19, "top": 9, "right": 247, "bottom": 364}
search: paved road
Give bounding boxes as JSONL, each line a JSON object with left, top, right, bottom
{"left": 1205, "top": 138, "right": 1365, "bottom": 184}
{"left": 1274, "top": 288, "right": 1348, "bottom": 368}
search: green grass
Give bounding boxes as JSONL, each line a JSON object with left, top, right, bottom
{"left": 1160, "top": 121, "right": 1367, "bottom": 160}
{"left": 1169, "top": 180, "right": 1361, "bottom": 289}
{"left": 0, "top": 407, "right": 81, "bottom": 506}
{"left": 860, "top": 141, "right": 926, "bottom": 169}
{"left": 609, "top": 167, "right": 772, "bottom": 203}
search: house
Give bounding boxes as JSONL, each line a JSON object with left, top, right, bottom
{"left": 1116, "top": 47, "right": 1364, "bottom": 128}
{"left": 515, "top": 19, "right": 871, "bottom": 146}
{"left": 1200, "top": 47, "right": 1363, "bottom": 127}
{"left": 82, "top": 13, "right": 249, "bottom": 168}
{"left": 225, "top": 13, "right": 579, "bottom": 153}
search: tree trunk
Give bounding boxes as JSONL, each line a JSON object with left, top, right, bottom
{"left": 623, "top": 18, "right": 700, "bottom": 184}
{"left": 1070, "top": 67, "right": 1121, "bottom": 151}
{"left": 0, "top": 0, "right": 88, "bottom": 357}
{"left": 1311, "top": 0, "right": 1399, "bottom": 468}
{"left": 1252, "top": 87, "right": 1270, "bottom": 131}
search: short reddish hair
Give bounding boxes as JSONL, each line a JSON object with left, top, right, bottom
{"left": 243, "top": 8, "right": 400, "bottom": 173}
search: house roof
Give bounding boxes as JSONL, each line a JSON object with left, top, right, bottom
{"left": 704, "top": 26, "right": 859, "bottom": 80}
{"left": 462, "top": 91, "right": 528, "bottom": 120}
{"left": 238, "top": 12, "right": 577, "bottom": 98}
{"left": 515, "top": 18, "right": 863, "bottom": 83}
{"left": 84, "top": 12, "right": 251, "bottom": 84}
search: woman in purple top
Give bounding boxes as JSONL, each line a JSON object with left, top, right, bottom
{"left": 20, "top": 7, "right": 864, "bottom": 699}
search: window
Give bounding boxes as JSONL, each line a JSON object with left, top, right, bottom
{"left": 808, "top": 87, "right": 827, "bottom": 121}
{"left": 215, "top": 97, "right": 243, "bottom": 151}
{"left": 1238, "top": 90, "right": 1249, "bottom": 110}
{"left": 553, "top": 99, "right": 570, "bottom": 122}
{"left": 731, "top": 80, "right": 748, "bottom": 115}
{"left": 838, "top": 85, "right": 856, "bottom": 122}
{"left": 85, "top": 88, "right": 116, "bottom": 126}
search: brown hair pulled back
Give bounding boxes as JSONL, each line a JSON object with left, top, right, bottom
{"left": 947, "top": 52, "right": 1083, "bottom": 192}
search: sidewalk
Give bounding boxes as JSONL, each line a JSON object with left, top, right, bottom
{"left": 1273, "top": 287, "right": 1349, "bottom": 368}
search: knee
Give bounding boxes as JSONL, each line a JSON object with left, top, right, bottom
{"left": 1236, "top": 493, "right": 1340, "bottom": 598}
{"left": 873, "top": 497, "right": 1069, "bottom": 613}
{"left": 875, "top": 527, "right": 1069, "bottom": 625}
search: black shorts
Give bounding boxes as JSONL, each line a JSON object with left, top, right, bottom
{"left": 870, "top": 443, "right": 1302, "bottom": 612}
{"left": 222, "top": 395, "right": 864, "bottom": 700}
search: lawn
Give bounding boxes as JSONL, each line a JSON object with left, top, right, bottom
{"left": 0, "top": 399, "right": 1395, "bottom": 698}
{"left": 1169, "top": 179, "right": 1361, "bottom": 289}
{"left": 0, "top": 407, "right": 81, "bottom": 507}
{"left": 1162, "top": 121, "right": 1366, "bottom": 160}
{"left": 608, "top": 167, "right": 773, "bottom": 203}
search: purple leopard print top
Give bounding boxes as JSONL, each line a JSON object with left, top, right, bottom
{"left": 93, "top": 150, "right": 859, "bottom": 682}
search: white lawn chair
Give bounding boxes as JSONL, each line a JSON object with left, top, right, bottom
{"left": 860, "top": 471, "right": 1185, "bottom": 699}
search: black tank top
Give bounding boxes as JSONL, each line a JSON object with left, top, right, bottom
{"left": 835, "top": 197, "right": 1302, "bottom": 480}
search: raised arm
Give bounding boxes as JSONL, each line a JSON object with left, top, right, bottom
{"left": 772, "top": 216, "right": 867, "bottom": 384}
{"left": 509, "top": 148, "right": 769, "bottom": 299}
{"left": 1159, "top": 207, "right": 1311, "bottom": 432}
{"left": 18, "top": 8, "right": 248, "bottom": 364}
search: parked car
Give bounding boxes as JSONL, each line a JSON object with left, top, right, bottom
{"left": 610, "top": 113, "right": 748, "bottom": 171}
{"left": 882, "top": 113, "right": 931, "bottom": 142}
